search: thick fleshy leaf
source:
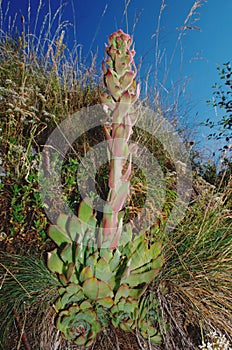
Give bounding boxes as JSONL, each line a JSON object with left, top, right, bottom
{"left": 66, "top": 283, "right": 82, "bottom": 295}
{"left": 78, "top": 198, "right": 93, "bottom": 224}
{"left": 97, "top": 297, "right": 114, "bottom": 308}
{"left": 86, "top": 251, "right": 99, "bottom": 273}
{"left": 83, "top": 277, "right": 98, "bottom": 300}
{"left": 120, "top": 71, "right": 135, "bottom": 91}
{"left": 105, "top": 69, "right": 121, "bottom": 100}
{"left": 68, "top": 216, "right": 82, "bottom": 241}
{"left": 95, "top": 257, "right": 112, "bottom": 282}
{"left": 80, "top": 300, "right": 92, "bottom": 310}
{"left": 48, "top": 225, "right": 71, "bottom": 245}
{"left": 119, "top": 224, "right": 132, "bottom": 247}
{"left": 131, "top": 255, "right": 163, "bottom": 275}
{"left": 98, "top": 280, "right": 113, "bottom": 298}
{"left": 83, "top": 277, "right": 113, "bottom": 300}
{"left": 57, "top": 213, "right": 68, "bottom": 230}
{"left": 109, "top": 248, "right": 121, "bottom": 272}
{"left": 100, "top": 247, "right": 113, "bottom": 261}
{"left": 122, "top": 269, "right": 159, "bottom": 287}
{"left": 130, "top": 235, "right": 145, "bottom": 255}
{"left": 75, "top": 335, "right": 89, "bottom": 346}
{"left": 66, "top": 262, "right": 75, "bottom": 281}
{"left": 127, "top": 287, "right": 144, "bottom": 299}
{"left": 147, "top": 242, "right": 162, "bottom": 260}
{"left": 141, "top": 242, "right": 162, "bottom": 264}
{"left": 59, "top": 274, "right": 68, "bottom": 285}
{"left": 100, "top": 92, "right": 115, "bottom": 111}
{"left": 69, "top": 272, "right": 79, "bottom": 284}
{"left": 150, "top": 335, "right": 163, "bottom": 344}
{"left": 60, "top": 287, "right": 84, "bottom": 307}
{"left": 60, "top": 243, "right": 72, "bottom": 263}
{"left": 75, "top": 243, "right": 85, "bottom": 265}
{"left": 114, "top": 284, "right": 130, "bottom": 303}
{"left": 107, "top": 275, "right": 116, "bottom": 289}
{"left": 150, "top": 255, "right": 164, "bottom": 269}
{"left": 86, "top": 215, "right": 97, "bottom": 230}
{"left": 130, "top": 242, "right": 162, "bottom": 271}
{"left": 47, "top": 250, "right": 63, "bottom": 274}
{"left": 79, "top": 266, "right": 93, "bottom": 283}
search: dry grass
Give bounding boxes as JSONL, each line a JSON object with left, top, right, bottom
{"left": 153, "top": 178, "right": 232, "bottom": 349}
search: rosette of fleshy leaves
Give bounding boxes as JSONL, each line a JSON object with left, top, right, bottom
{"left": 56, "top": 302, "right": 102, "bottom": 346}
{"left": 137, "top": 294, "right": 163, "bottom": 345}
{"left": 110, "top": 296, "right": 138, "bottom": 331}
{"left": 47, "top": 199, "right": 163, "bottom": 302}
{"left": 47, "top": 198, "right": 163, "bottom": 343}
{"left": 100, "top": 29, "right": 140, "bottom": 249}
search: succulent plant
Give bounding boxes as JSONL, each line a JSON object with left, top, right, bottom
{"left": 137, "top": 294, "right": 162, "bottom": 345}
{"left": 110, "top": 296, "right": 139, "bottom": 331}
{"left": 56, "top": 303, "right": 102, "bottom": 346}
{"left": 47, "top": 197, "right": 163, "bottom": 342}
{"left": 46, "top": 29, "right": 164, "bottom": 346}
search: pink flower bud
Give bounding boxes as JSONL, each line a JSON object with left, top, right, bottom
{"left": 100, "top": 93, "right": 116, "bottom": 112}
{"left": 105, "top": 69, "right": 121, "bottom": 100}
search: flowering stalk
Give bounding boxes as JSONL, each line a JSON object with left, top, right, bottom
{"left": 100, "top": 30, "right": 140, "bottom": 249}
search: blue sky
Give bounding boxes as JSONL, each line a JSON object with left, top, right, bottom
{"left": 1, "top": 0, "right": 232, "bottom": 159}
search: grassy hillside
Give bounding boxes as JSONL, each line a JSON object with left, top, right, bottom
{"left": 0, "top": 3, "right": 231, "bottom": 350}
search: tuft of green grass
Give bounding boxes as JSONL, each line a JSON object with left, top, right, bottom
{"left": 0, "top": 253, "right": 61, "bottom": 348}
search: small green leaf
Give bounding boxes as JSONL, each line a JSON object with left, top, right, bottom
{"left": 130, "top": 241, "right": 162, "bottom": 271}
{"left": 79, "top": 266, "right": 93, "bottom": 283}
{"left": 59, "top": 274, "right": 68, "bottom": 285}
{"left": 114, "top": 284, "right": 130, "bottom": 303}
{"left": 66, "top": 262, "right": 75, "bottom": 281}
{"left": 128, "top": 287, "right": 144, "bottom": 298}
{"left": 107, "top": 275, "right": 116, "bottom": 290}
{"left": 97, "top": 297, "right": 114, "bottom": 308}
{"left": 80, "top": 300, "right": 92, "bottom": 310}
{"left": 87, "top": 215, "right": 97, "bottom": 230}
{"left": 75, "top": 335, "right": 88, "bottom": 346}
{"left": 150, "top": 334, "right": 162, "bottom": 344}
{"left": 150, "top": 255, "right": 163, "bottom": 269}
{"left": 66, "top": 283, "right": 82, "bottom": 295}
{"left": 69, "top": 272, "right": 79, "bottom": 284}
